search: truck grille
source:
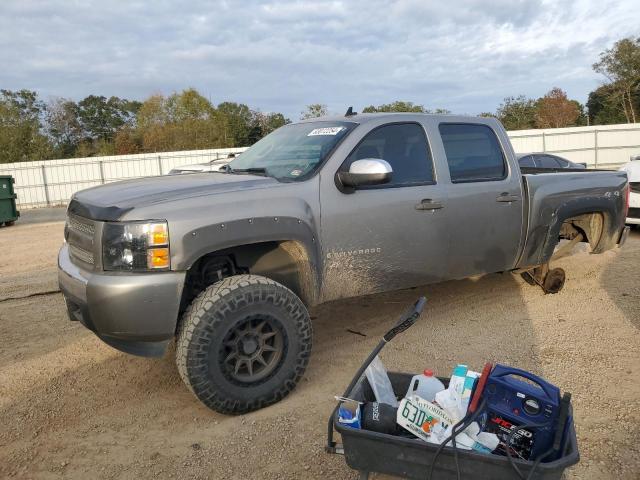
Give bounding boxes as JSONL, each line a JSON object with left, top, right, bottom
{"left": 69, "top": 244, "right": 95, "bottom": 264}
{"left": 68, "top": 215, "right": 95, "bottom": 236}
{"left": 65, "top": 214, "right": 98, "bottom": 267}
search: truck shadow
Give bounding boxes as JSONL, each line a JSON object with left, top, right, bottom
{"left": 310, "top": 271, "right": 541, "bottom": 396}
{"left": 600, "top": 228, "right": 640, "bottom": 328}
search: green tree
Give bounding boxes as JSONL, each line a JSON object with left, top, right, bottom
{"left": 496, "top": 95, "right": 537, "bottom": 130}
{"left": 587, "top": 84, "right": 633, "bottom": 125}
{"left": 300, "top": 104, "right": 328, "bottom": 120}
{"left": 362, "top": 101, "right": 451, "bottom": 114}
{"left": 166, "top": 89, "right": 223, "bottom": 150}
{"left": 572, "top": 100, "right": 588, "bottom": 126}
{"left": 136, "top": 94, "right": 167, "bottom": 129}
{"left": 165, "top": 88, "right": 214, "bottom": 122}
{"left": 135, "top": 94, "right": 170, "bottom": 152}
{"left": 363, "top": 101, "right": 425, "bottom": 113}
{"left": 429, "top": 108, "right": 452, "bottom": 114}
{"left": 247, "top": 111, "right": 289, "bottom": 144}
{"left": 46, "top": 98, "right": 83, "bottom": 157}
{"left": 134, "top": 89, "right": 224, "bottom": 152}
{"left": 1, "top": 86, "right": 294, "bottom": 160}
{"left": 260, "top": 112, "right": 289, "bottom": 134}
{"left": 218, "top": 102, "right": 253, "bottom": 146}
{"left": 77, "top": 95, "right": 141, "bottom": 141}
{"left": 0, "top": 89, "right": 52, "bottom": 163}
{"left": 593, "top": 36, "right": 640, "bottom": 123}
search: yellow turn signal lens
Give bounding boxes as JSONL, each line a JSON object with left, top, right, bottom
{"left": 149, "top": 223, "right": 169, "bottom": 246}
{"left": 147, "top": 247, "right": 170, "bottom": 269}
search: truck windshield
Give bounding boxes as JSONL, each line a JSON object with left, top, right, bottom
{"left": 226, "top": 121, "right": 355, "bottom": 181}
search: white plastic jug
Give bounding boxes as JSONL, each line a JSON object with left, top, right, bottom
{"left": 406, "top": 369, "right": 445, "bottom": 402}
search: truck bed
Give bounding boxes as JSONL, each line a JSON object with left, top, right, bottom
{"left": 516, "top": 169, "right": 628, "bottom": 270}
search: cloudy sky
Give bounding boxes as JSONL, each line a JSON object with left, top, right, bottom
{"left": 0, "top": 0, "right": 638, "bottom": 119}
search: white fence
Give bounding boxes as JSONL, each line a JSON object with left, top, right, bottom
{"left": 0, "top": 148, "right": 247, "bottom": 209}
{"left": 508, "top": 123, "right": 640, "bottom": 169}
{"left": 1, "top": 122, "right": 638, "bottom": 210}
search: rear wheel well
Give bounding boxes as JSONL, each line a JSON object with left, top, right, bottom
{"left": 558, "top": 212, "right": 605, "bottom": 250}
{"left": 179, "top": 241, "right": 317, "bottom": 321}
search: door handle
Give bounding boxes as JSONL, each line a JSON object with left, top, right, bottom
{"left": 415, "top": 199, "right": 444, "bottom": 211}
{"left": 496, "top": 192, "right": 520, "bottom": 203}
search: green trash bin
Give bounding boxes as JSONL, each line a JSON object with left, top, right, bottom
{"left": 0, "top": 175, "right": 20, "bottom": 226}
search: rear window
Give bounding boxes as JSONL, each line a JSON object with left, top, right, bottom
{"left": 439, "top": 123, "right": 507, "bottom": 183}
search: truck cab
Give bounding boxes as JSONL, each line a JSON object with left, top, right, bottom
{"left": 317, "top": 115, "right": 525, "bottom": 299}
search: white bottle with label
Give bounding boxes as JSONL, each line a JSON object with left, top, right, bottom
{"left": 406, "top": 369, "right": 445, "bottom": 402}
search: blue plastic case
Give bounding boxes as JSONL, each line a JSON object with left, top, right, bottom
{"left": 480, "top": 364, "right": 566, "bottom": 460}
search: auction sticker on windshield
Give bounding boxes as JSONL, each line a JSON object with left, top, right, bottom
{"left": 307, "top": 127, "right": 344, "bottom": 136}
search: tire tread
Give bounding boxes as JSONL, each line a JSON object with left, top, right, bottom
{"left": 176, "top": 274, "right": 312, "bottom": 414}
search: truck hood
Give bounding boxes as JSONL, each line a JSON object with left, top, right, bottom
{"left": 68, "top": 172, "right": 279, "bottom": 221}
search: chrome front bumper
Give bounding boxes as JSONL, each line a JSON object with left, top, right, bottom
{"left": 58, "top": 244, "right": 186, "bottom": 357}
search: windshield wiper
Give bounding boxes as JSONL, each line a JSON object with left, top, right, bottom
{"left": 226, "top": 167, "right": 269, "bottom": 176}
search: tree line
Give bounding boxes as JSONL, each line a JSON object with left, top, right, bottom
{"left": 1, "top": 36, "right": 638, "bottom": 164}
{"left": 0, "top": 88, "right": 289, "bottom": 164}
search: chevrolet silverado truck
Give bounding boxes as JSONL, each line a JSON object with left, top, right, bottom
{"left": 58, "top": 112, "right": 631, "bottom": 414}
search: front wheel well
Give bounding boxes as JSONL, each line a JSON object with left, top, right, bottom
{"left": 179, "top": 240, "right": 318, "bottom": 321}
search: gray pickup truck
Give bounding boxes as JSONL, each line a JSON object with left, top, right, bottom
{"left": 58, "top": 113, "right": 630, "bottom": 414}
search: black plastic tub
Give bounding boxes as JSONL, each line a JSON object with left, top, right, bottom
{"left": 330, "top": 372, "right": 579, "bottom": 480}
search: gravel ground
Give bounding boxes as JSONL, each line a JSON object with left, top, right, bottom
{"left": 0, "top": 222, "right": 638, "bottom": 480}
{"left": 12, "top": 206, "right": 67, "bottom": 225}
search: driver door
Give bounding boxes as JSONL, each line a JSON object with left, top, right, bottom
{"left": 319, "top": 122, "right": 450, "bottom": 302}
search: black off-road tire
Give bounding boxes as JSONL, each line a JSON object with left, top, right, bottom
{"left": 176, "top": 274, "right": 312, "bottom": 414}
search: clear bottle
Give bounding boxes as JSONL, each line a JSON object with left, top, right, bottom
{"left": 406, "top": 369, "right": 445, "bottom": 402}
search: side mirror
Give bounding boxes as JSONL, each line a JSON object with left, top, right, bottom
{"left": 337, "top": 159, "right": 393, "bottom": 191}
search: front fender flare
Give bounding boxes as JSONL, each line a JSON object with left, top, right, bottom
{"left": 176, "top": 216, "right": 322, "bottom": 304}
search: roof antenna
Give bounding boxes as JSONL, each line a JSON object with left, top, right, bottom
{"left": 345, "top": 106, "right": 357, "bottom": 117}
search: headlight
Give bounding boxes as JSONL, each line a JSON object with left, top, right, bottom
{"left": 102, "top": 221, "right": 170, "bottom": 271}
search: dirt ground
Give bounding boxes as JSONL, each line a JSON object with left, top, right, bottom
{"left": 1, "top": 221, "right": 639, "bottom": 480}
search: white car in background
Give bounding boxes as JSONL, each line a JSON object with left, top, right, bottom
{"left": 620, "top": 154, "right": 640, "bottom": 226}
{"left": 169, "top": 155, "right": 237, "bottom": 174}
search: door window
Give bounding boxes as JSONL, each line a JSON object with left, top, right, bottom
{"left": 344, "top": 123, "right": 434, "bottom": 186}
{"left": 439, "top": 123, "right": 507, "bottom": 183}
{"left": 536, "top": 155, "right": 562, "bottom": 168}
